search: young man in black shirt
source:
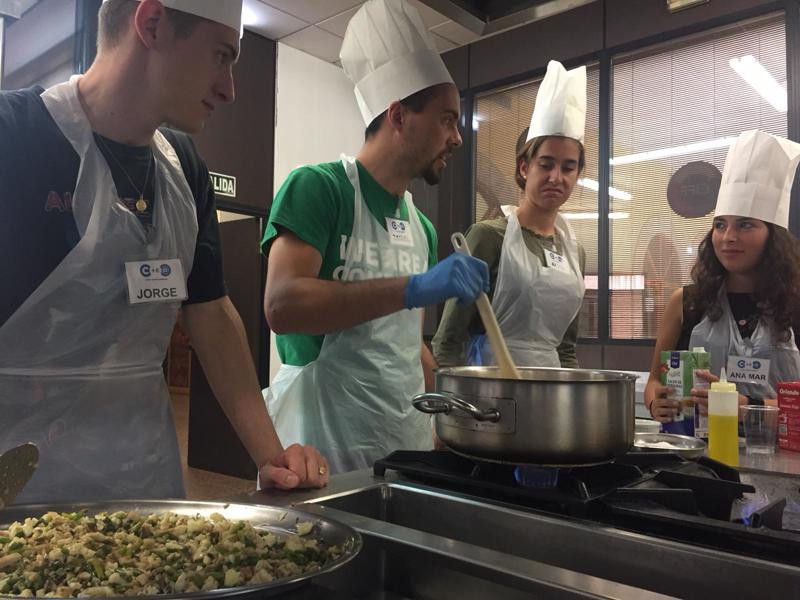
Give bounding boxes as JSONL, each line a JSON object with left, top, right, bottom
{"left": 0, "top": 0, "right": 327, "bottom": 502}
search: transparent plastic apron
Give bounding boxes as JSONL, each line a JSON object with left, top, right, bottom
{"left": 0, "top": 77, "right": 197, "bottom": 502}
{"left": 264, "top": 156, "right": 432, "bottom": 474}
{"left": 471, "top": 208, "right": 585, "bottom": 368}
{"left": 689, "top": 288, "right": 800, "bottom": 399}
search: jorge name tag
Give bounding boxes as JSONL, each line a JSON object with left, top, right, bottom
{"left": 544, "top": 249, "right": 570, "bottom": 273}
{"left": 125, "top": 259, "right": 187, "bottom": 305}
{"left": 386, "top": 217, "right": 413, "bottom": 246}
{"left": 726, "top": 355, "right": 771, "bottom": 385}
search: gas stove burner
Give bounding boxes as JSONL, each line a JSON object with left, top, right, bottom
{"left": 514, "top": 465, "right": 560, "bottom": 488}
{"left": 374, "top": 449, "right": 800, "bottom": 567}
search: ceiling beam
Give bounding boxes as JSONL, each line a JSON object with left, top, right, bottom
{"left": 0, "top": 0, "right": 39, "bottom": 20}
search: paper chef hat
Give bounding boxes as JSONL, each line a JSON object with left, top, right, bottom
{"left": 340, "top": 0, "right": 455, "bottom": 126}
{"left": 715, "top": 129, "right": 800, "bottom": 228}
{"left": 527, "top": 60, "right": 586, "bottom": 143}
{"left": 102, "top": 0, "right": 243, "bottom": 34}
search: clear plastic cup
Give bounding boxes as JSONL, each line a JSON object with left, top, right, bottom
{"left": 742, "top": 405, "right": 779, "bottom": 455}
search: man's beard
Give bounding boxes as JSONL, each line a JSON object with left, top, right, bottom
{"left": 420, "top": 161, "right": 442, "bottom": 185}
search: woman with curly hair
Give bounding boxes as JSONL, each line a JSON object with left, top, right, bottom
{"left": 645, "top": 130, "right": 800, "bottom": 427}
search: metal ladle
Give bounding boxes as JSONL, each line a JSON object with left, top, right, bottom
{"left": 451, "top": 233, "right": 521, "bottom": 379}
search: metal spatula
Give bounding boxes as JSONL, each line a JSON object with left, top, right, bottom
{"left": 0, "top": 443, "right": 38, "bottom": 508}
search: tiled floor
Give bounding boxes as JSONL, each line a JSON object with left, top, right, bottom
{"left": 170, "top": 393, "right": 255, "bottom": 500}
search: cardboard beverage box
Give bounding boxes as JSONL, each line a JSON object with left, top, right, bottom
{"left": 660, "top": 349, "right": 711, "bottom": 437}
{"left": 777, "top": 381, "right": 800, "bottom": 452}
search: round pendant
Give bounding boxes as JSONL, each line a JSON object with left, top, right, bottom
{"left": 135, "top": 198, "right": 148, "bottom": 213}
{"left": 738, "top": 319, "right": 747, "bottom": 327}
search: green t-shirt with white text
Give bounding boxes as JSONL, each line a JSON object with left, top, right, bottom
{"left": 262, "top": 160, "right": 438, "bottom": 367}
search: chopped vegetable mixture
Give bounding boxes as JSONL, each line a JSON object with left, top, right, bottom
{"left": 0, "top": 510, "right": 339, "bottom": 597}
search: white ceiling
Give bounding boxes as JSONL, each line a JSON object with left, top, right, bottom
{"left": 242, "top": 0, "right": 478, "bottom": 65}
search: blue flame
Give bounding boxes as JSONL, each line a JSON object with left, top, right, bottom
{"left": 514, "top": 465, "right": 560, "bottom": 488}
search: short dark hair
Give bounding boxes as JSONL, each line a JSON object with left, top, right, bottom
{"left": 98, "top": 0, "right": 204, "bottom": 51}
{"left": 514, "top": 126, "right": 585, "bottom": 190}
{"left": 364, "top": 84, "right": 444, "bottom": 140}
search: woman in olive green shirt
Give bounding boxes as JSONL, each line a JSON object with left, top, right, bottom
{"left": 432, "top": 128, "right": 586, "bottom": 368}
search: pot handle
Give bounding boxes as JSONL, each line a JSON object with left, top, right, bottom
{"left": 412, "top": 392, "right": 501, "bottom": 423}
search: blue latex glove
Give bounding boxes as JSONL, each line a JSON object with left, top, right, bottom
{"left": 404, "top": 253, "right": 489, "bottom": 309}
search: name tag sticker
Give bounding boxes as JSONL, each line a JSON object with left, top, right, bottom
{"left": 544, "top": 249, "right": 570, "bottom": 273}
{"left": 726, "top": 355, "right": 770, "bottom": 385}
{"left": 386, "top": 217, "right": 413, "bottom": 246}
{"left": 125, "top": 259, "right": 187, "bottom": 305}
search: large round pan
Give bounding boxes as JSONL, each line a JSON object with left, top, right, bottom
{"left": 0, "top": 500, "right": 361, "bottom": 599}
{"left": 414, "top": 366, "right": 636, "bottom": 466}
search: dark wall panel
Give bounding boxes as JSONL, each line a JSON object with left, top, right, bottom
{"left": 192, "top": 31, "right": 275, "bottom": 216}
{"left": 576, "top": 344, "right": 602, "bottom": 369}
{"left": 604, "top": 344, "right": 654, "bottom": 372}
{"left": 188, "top": 217, "right": 262, "bottom": 479}
{"left": 442, "top": 45, "right": 470, "bottom": 91}
{"left": 469, "top": 1, "right": 604, "bottom": 89}
{"left": 606, "top": 0, "right": 780, "bottom": 48}
{"left": 430, "top": 98, "right": 473, "bottom": 330}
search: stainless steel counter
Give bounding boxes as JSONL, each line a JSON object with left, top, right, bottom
{"left": 736, "top": 449, "right": 800, "bottom": 533}
{"left": 228, "top": 467, "right": 800, "bottom": 600}
{"left": 739, "top": 447, "right": 800, "bottom": 476}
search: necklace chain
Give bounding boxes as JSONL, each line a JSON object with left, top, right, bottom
{"left": 97, "top": 135, "right": 153, "bottom": 212}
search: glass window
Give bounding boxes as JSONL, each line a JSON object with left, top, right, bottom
{"left": 473, "top": 66, "right": 601, "bottom": 338}
{"left": 610, "top": 15, "right": 786, "bottom": 339}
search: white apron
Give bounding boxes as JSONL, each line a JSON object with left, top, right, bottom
{"left": 263, "top": 156, "right": 433, "bottom": 474}
{"left": 471, "top": 208, "right": 585, "bottom": 368}
{"left": 0, "top": 76, "right": 197, "bottom": 502}
{"left": 689, "top": 288, "right": 800, "bottom": 399}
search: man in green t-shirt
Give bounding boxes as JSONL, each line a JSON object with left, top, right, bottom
{"left": 260, "top": 0, "right": 489, "bottom": 473}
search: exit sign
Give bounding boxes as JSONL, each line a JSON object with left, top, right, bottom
{"left": 210, "top": 172, "right": 237, "bottom": 198}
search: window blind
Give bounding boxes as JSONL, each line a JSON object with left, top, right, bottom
{"left": 610, "top": 15, "right": 787, "bottom": 338}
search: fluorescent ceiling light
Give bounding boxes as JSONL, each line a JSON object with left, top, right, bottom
{"left": 577, "top": 178, "right": 632, "bottom": 201}
{"left": 729, "top": 55, "right": 787, "bottom": 113}
{"left": 611, "top": 136, "right": 737, "bottom": 166}
{"left": 562, "top": 212, "right": 629, "bottom": 220}
{"left": 471, "top": 114, "right": 486, "bottom": 131}
{"left": 667, "top": 0, "right": 708, "bottom": 13}
{"left": 242, "top": 5, "right": 258, "bottom": 26}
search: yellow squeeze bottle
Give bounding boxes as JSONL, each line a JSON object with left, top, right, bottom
{"left": 708, "top": 369, "right": 739, "bottom": 466}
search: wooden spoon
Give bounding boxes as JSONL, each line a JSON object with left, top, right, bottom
{"left": 451, "top": 233, "right": 521, "bottom": 379}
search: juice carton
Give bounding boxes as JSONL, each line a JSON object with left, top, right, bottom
{"left": 660, "top": 348, "right": 711, "bottom": 437}
{"left": 777, "top": 381, "right": 800, "bottom": 453}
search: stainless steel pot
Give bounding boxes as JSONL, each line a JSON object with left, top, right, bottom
{"left": 413, "top": 367, "right": 637, "bottom": 466}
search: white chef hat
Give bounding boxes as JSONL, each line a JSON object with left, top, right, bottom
{"left": 102, "top": 0, "right": 243, "bottom": 34}
{"left": 527, "top": 60, "right": 586, "bottom": 144}
{"left": 340, "top": 0, "right": 454, "bottom": 126}
{"left": 715, "top": 129, "right": 800, "bottom": 228}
